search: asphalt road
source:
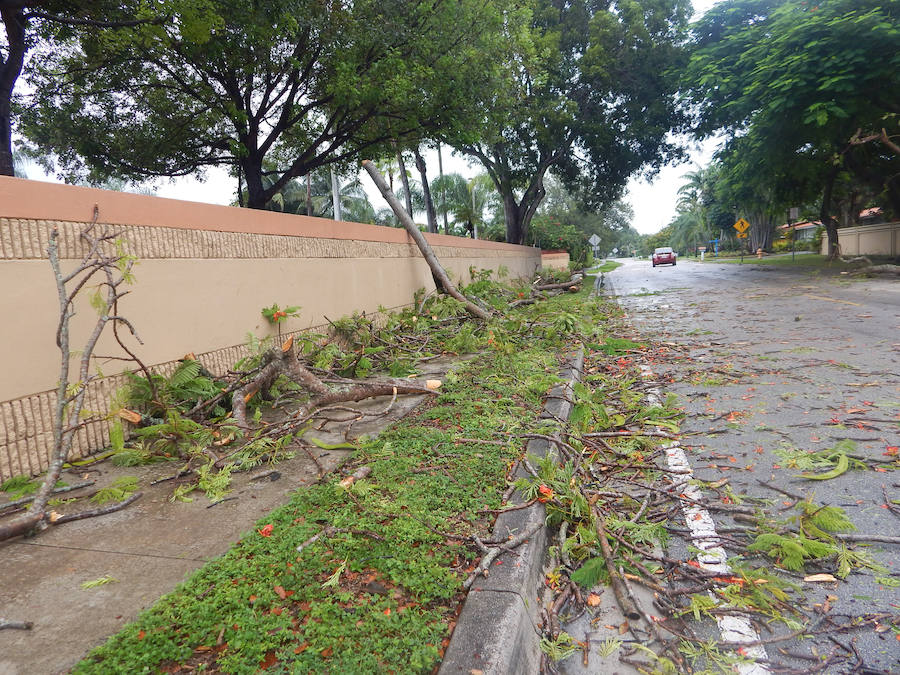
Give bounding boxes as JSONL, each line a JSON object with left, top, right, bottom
{"left": 605, "top": 257, "right": 899, "bottom": 673}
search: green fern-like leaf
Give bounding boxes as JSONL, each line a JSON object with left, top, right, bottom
{"left": 570, "top": 557, "right": 609, "bottom": 588}
{"left": 169, "top": 360, "right": 201, "bottom": 389}
{"left": 91, "top": 476, "right": 138, "bottom": 505}
{"left": 1, "top": 475, "right": 35, "bottom": 493}
{"left": 800, "top": 502, "right": 855, "bottom": 533}
{"left": 748, "top": 533, "right": 837, "bottom": 571}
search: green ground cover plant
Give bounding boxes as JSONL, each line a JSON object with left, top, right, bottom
{"left": 73, "top": 280, "right": 616, "bottom": 674}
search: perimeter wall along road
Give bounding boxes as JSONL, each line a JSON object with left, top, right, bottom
{"left": 0, "top": 176, "right": 541, "bottom": 481}
{"left": 821, "top": 220, "right": 900, "bottom": 257}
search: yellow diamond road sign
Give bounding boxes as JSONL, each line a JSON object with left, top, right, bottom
{"left": 734, "top": 217, "right": 750, "bottom": 233}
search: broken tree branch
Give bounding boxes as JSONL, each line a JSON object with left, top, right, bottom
{"left": 0, "top": 618, "right": 33, "bottom": 631}
{"left": 50, "top": 492, "right": 142, "bottom": 525}
{"left": 362, "top": 160, "right": 491, "bottom": 321}
{"left": 464, "top": 521, "right": 542, "bottom": 589}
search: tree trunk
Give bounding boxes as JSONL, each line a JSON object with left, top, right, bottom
{"left": 413, "top": 147, "right": 438, "bottom": 234}
{"left": 0, "top": 6, "right": 27, "bottom": 178}
{"left": 362, "top": 160, "right": 491, "bottom": 320}
{"left": 330, "top": 168, "right": 342, "bottom": 221}
{"left": 503, "top": 193, "right": 525, "bottom": 245}
{"left": 437, "top": 143, "right": 449, "bottom": 234}
{"left": 747, "top": 210, "right": 775, "bottom": 252}
{"left": 820, "top": 168, "right": 840, "bottom": 258}
{"left": 243, "top": 158, "right": 268, "bottom": 209}
{"left": 395, "top": 145, "right": 414, "bottom": 219}
{"left": 495, "top": 166, "right": 547, "bottom": 246}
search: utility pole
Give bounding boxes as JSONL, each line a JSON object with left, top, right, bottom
{"left": 437, "top": 143, "right": 448, "bottom": 234}
{"left": 330, "top": 168, "right": 342, "bottom": 221}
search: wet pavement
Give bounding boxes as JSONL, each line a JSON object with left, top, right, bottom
{"left": 605, "top": 257, "right": 899, "bottom": 673}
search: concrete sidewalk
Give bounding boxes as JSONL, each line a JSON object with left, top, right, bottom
{"left": 0, "top": 373, "right": 441, "bottom": 675}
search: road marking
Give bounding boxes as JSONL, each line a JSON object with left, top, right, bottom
{"left": 641, "top": 367, "right": 771, "bottom": 674}
{"left": 803, "top": 293, "right": 861, "bottom": 306}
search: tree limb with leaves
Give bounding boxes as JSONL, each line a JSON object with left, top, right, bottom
{"left": 0, "top": 215, "right": 144, "bottom": 542}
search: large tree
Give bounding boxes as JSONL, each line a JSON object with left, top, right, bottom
{"left": 19, "top": 0, "right": 517, "bottom": 209}
{"left": 452, "top": 0, "right": 690, "bottom": 244}
{"left": 684, "top": 0, "right": 900, "bottom": 255}
{"left": 1, "top": 0, "right": 176, "bottom": 176}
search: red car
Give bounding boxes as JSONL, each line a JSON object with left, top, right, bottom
{"left": 652, "top": 247, "right": 676, "bottom": 267}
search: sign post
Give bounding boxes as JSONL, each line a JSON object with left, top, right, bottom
{"left": 788, "top": 207, "right": 799, "bottom": 261}
{"left": 698, "top": 245, "right": 706, "bottom": 261}
{"left": 733, "top": 218, "right": 750, "bottom": 263}
{"left": 588, "top": 234, "right": 601, "bottom": 260}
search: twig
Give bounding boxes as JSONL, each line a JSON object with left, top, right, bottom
{"left": 594, "top": 511, "right": 640, "bottom": 621}
{"left": 757, "top": 480, "right": 806, "bottom": 501}
{"left": 477, "top": 499, "right": 537, "bottom": 514}
{"left": 297, "top": 526, "right": 337, "bottom": 554}
{"left": 0, "top": 480, "right": 94, "bottom": 513}
{"left": 463, "top": 521, "right": 542, "bottom": 589}
{"left": 0, "top": 618, "right": 33, "bottom": 631}
{"left": 51, "top": 492, "right": 142, "bottom": 525}
{"left": 206, "top": 496, "right": 239, "bottom": 508}
{"left": 584, "top": 430, "right": 679, "bottom": 439}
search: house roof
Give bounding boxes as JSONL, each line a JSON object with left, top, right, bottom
{"left": 777, "top": 220, "right": 820, "bottom": 230}
{"left": 859, "top": 207, "right": 882, "bottom": 219}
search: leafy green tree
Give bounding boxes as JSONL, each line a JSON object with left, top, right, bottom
{"left": 429, "top": 172, "right": 496, "bottom": 238}
{"left": 252, "top": 170, "right": 376, "bottom": 223}
{"left": 684, "top": 0, "right": 900, "bottom": 255}
{"left": 19, "top": 0, "right": 517, "bottom": 209}
{"left": 1, "top": 0, "right": 177, "bottom": 176}
{"left": 452, "top": 0, "right": 690, "bottom": 244}
{"left": 537, "top": 174, "right": 640, "bottom": 258}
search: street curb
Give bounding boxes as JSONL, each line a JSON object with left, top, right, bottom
{"left": 440, "top": 350, "right": 584, "bottom": 674}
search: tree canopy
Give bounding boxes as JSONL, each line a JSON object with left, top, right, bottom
{"left": 1, "top": 0, "right": 176, "bottom": 176}
{"left": 452, "top": 0, "right": 690, "bottom": 244}
{"left": 683, "top": 0, "right": 900, "bottom": 254}
{"left": 19, "top": 0, "right": 519, "bottom": 209}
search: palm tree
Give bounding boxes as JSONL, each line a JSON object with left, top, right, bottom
{"left": 430, "top": 172, "right": 496, "bottom": 237}
{"left": 248, "top": 170, "right": 375, "bottom": 223}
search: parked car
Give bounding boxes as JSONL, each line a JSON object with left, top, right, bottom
{"left": 652, "top": 247, "right": 676, "bottom": 267}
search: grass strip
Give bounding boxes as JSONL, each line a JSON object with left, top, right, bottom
{"left": 74, "top": 288, "right": 618, "bottom": 674}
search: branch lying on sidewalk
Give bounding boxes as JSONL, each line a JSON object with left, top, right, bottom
{"left": 50, "top": 492, "right": 143, "bottom": 525}
{"left": 464, "top": 521, "right": 542, "bottom": 589}
{"left": 0, "top": 480, "right": 95, "bottom": 514}
{"left": 0, "top": 618, "right": 33, "bottom": 631}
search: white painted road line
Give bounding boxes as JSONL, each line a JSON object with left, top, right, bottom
{"left": 641, "top": 368, "right": 771, "bottom": 674}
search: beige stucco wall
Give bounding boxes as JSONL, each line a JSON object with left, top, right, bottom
{"left": 0, "top": 177, "right": 540, "bottom": 480}
{"left": 541, "top": 251, "right": 570, "bottom": 270}
{"left": 821, "top": 221, "right": 900, "bottom": 256}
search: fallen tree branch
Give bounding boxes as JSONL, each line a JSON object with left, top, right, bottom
{"left": 533, "top": 274, "right": 583, "bottom": 292}
{"left": 594, "top": 511, "right": 641, "bottom": 621}
{"left": 50, "top": 492, "right": 142, "bottom": 524}
{"left": 0, "top": 480, "right": 95, "bottom": 513}
{"left": 463, "top": 520, "right": 542, "bottom": 589}
{"left": 0, "top": 618, "right": 33, "bottom": 631}
{"left": 362, "top": 160, "right": 491, "bottom": 321}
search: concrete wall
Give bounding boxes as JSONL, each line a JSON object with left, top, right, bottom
{"left": 821, "top": 221, "right": 900, "bottom": 256}
{"left": 0, "top": 177, "right": 540, "bottom": 480}
{"left": 540, "top": 251, "right": 570, "bottom": 270}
